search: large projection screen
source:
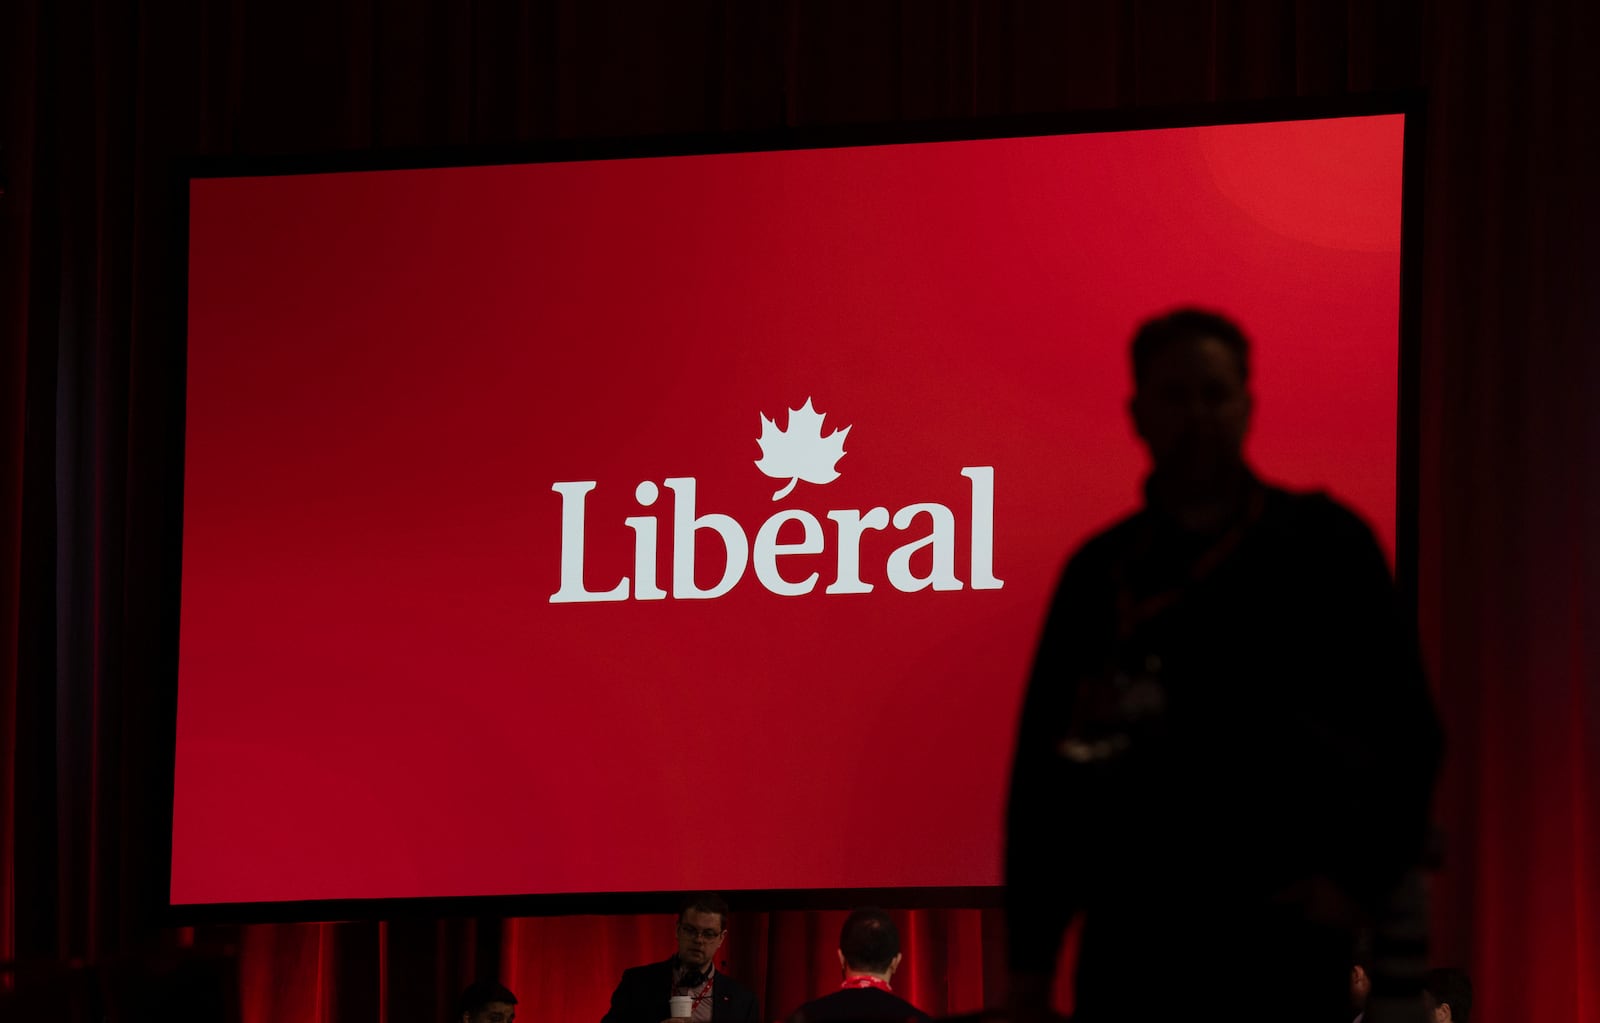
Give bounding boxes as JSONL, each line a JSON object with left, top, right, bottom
{"left": 172, "top": 109, "right": 1409, "bottom": 914}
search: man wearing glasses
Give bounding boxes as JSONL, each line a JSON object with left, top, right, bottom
{"left": 602, "top": 893, "right": 759, "bottom": 1022}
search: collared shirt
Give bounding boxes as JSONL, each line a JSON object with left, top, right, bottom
{"left": 670, "top": 960, "right": 716, "bottom": 1021}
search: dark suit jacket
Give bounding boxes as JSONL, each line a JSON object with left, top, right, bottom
{"left": 600, "top": 958, "right": 759, "bottom": 1023}
{"left": 1005, "top": 481, "right": 1442, "bottom": 1019}
{"left": 786, "top": 987, "right": 932, "bottom": 1022}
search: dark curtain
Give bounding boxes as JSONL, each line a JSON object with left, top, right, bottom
{"left": 1417, "top": 6, "right": 1600, "bottom": 1021}
{"left": 4, "top": 2, "right": 1596, "bottom": 1021}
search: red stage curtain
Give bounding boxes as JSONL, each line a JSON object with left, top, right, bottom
{"left": 211, "top": 911, "right": 1012, "bottom": 1023}
{"left": 498, "top": 909, "right": 1006, "bottom": 1022}
{"left": 4, "top": 3, "right": 1598, "bottom": 1022}
{"left": 1418, "top": 5, "right": 1600, "bottom": 1019}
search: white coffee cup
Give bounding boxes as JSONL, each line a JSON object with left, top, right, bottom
{"left": 668, "top": 994, "right": 694, "bottom": 1019}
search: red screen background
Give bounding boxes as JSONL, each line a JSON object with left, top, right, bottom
{"left": 175, "top": 114, "right": 1403, "bottom": 906}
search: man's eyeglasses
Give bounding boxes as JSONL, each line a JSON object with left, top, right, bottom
{"left": 678, "top": 923, "right": 723, "bottom": 942}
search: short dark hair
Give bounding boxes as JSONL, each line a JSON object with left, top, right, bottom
{"left": 839, "top": 908, "right": 900, "bottom": 973}
{"left": 678, "top": 892, "right": 730, "bottom": 932}
{"left": 1424, "top": 968, "right": 1472, "bottom": 1023}
{"left": 457, "top": 980, "right": 517, "bottom": 1016}
{"left": 1130, "top": 307, "right": 1251, "bottom": 386}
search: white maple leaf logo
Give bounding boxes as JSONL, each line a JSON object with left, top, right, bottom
{"left": 754, "top": 398, "right": 851, "bottom": 501}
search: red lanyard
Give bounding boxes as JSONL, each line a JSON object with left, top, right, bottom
{"left": 1114, "top": 484, "right": 1267, "bottom": 641}
{"left": 671, "top": 972, "right": 714, "bottom": 1011}
{"left": 839, "top": 976, "right": 893, "bottom": 993}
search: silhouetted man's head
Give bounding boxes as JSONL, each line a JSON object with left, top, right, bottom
{"left": 1423, "top": 967, "right": 1472, "bottom": 1023}
{"left": 675, "top": 893, "right": 730, "bottom": 971}
{"left": 837, "top": 907, "right": 903, "bottom": 978}
{"left": 457, "top": 980, "right": 516, "bottom": 1023}
{"left": 1128, "top": 308, "right": 1254, "bottom": 488}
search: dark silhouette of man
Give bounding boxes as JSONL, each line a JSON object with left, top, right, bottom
{"left": 601, "top": 893, "right": 759, "bottom": 1023}
{"left": 1004, "top": 308, "right": 1441, "bottom": 1023}
{"left": 784, "top": 908, "right": 932, "bottom": 1022}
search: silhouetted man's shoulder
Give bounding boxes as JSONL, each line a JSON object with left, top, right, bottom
{"left": 786, "top": 987, "right": 932, "bottom": 1022}
{"left": 1053, "top": 509, "right": 1147, "bottom": 582}
{"left": 1259, "top": 484, "right": 1357, "bottom": 524}
{"left": 1256, "top": 486, "right": 1395, "bottom": 583}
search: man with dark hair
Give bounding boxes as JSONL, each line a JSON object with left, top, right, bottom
{"left": 602, "top": 893, "right": 758, "bottom": 1023}
{"left": 1129, "top": 307, "right": 1253, "bottom": 388}
{"left": 457, "top": 980, "right": 517, "bottom": 1023}
{"left": 784, "top": 909, "right": 931, "bottom": 1023}
{"left": 1423, "top": 968, "right": 1472, "bottom": 1023}
{"left": 1005, "top": 307, "right": 1442, "bottom": 1022}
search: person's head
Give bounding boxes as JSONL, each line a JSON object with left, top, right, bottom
{"left": 457, "top": 980, "right": 517, "bottom": 1023}
{"left": 1128, "top": 307, "right": 1254, "bottom": 486}
{"left": 836, "top": 907, "right": 902, "bottom": 979}
{"left": 1423, "top": 968, "right": 1472, "bottom": 1023}
{"left": 675, "top": 893, "right": 730, "bottom": 970}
